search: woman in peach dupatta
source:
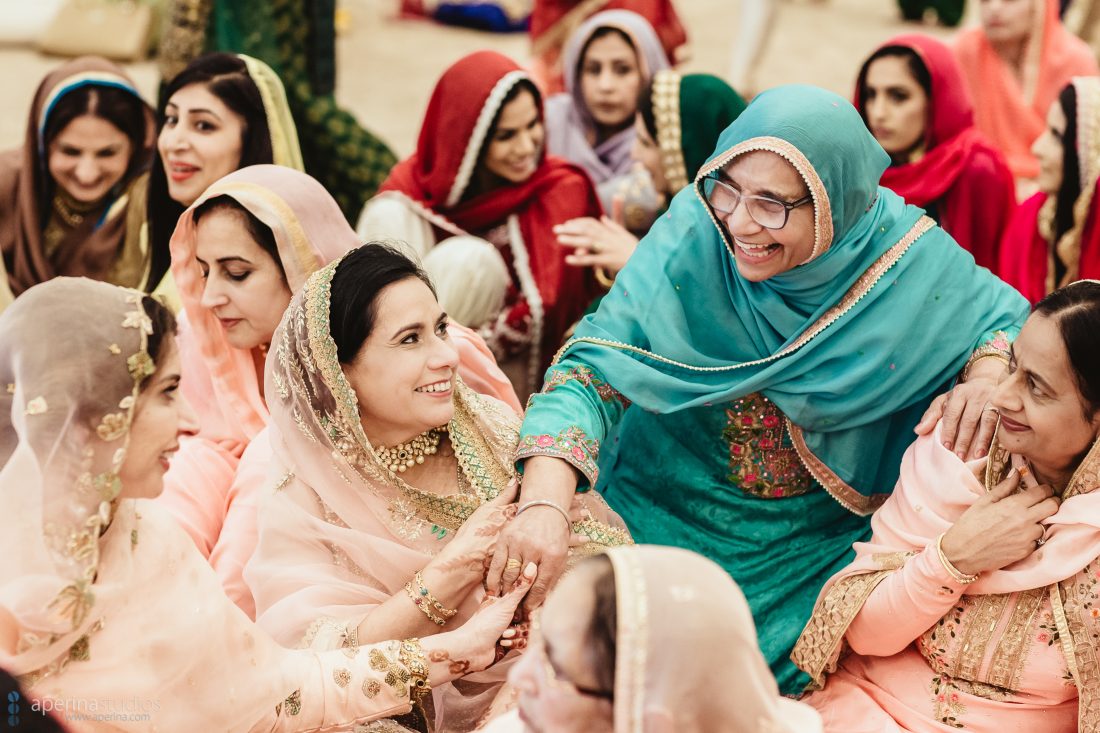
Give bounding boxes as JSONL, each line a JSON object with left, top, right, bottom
{"left": 159, "top": 165, "right": 520, "bottom": 617}
{"left": 0, "top": 277, "right": 532, "bottom": 732}
{"left": 954, "top": 0, "right": 1098, "bottom": 187}
{"left": 246, "top": 244, "right": 630, "bottom": 732}
{"left": 793, "top": 281, "right": 1100, "bottom": 732}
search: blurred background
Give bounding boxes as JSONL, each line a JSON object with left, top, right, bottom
{"left": 0, "top": 0, "right": 969, "bottom": 155}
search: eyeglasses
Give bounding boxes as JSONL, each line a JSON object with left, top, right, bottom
{"left": 701, "top": 176, "right": 812, "bottom": 230}
{"left": 529, "top": 613, "right": 614, "bottom": 702}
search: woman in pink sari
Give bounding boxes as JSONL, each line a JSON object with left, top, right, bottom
{"left": 159, "top": 164, "right": 520, "bottom": 617}
{"left": 954, "top": 0, "right": 1097, "bottom": 189}
{"left": 793, "top": 279, "right": 1100, "bottom": 732}
{"left": 0, "top": 277, "right": 532, "bottom": 732}
{"left": 1000, "top": 77, "right": 1100, "bottom": 302}
{"left": 246, "top": 243, "right": 630, "bottom": 732}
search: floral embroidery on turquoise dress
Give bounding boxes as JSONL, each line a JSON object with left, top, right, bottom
{"left": 722, "top": 393, "right": 813, "bottom": 499}
{"left": 517, "top": 426, "right": 601, "bottom": 484}
{"left": 544, "top": 365, "right": 631, "bottom": 407}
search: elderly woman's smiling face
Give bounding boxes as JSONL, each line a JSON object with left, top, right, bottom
{"left": 707, "top": 151, "right": 816, "bottom": 282}
{"left": 991, "top": 311, "right": 1100, "bottom": 488}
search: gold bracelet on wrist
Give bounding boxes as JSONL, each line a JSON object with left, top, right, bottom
{"left": 405, "top": 570, "right": 458, "bottom": 626}
{"left": 594, "top": 266, "right": 616, "bottom": 290}
{"left": 961, "top": 351, "right": 1009, "bottom": 382}
{"left": 398, "top": 638, "right": 432, "bottom": 704}
{"left": 935, "top": 533, "right": 979, "bottom": 584}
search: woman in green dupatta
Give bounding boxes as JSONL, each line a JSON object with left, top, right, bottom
{"left": 485, "top": 85, "right": 1031, "bottom": 694}
{"left": 554, "top": 70, "right": 747, "bottom": 287}
{"left": 157, "top": 0, "right": 397, "bottom": 219}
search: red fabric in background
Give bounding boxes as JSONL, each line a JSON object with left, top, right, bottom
{"left": 380, "top": 50, "right": 602, "bottom": 369}
{"left": 529, "top": 0, "right": 687, "bottom": 93}
{"left": 999, "top": 189, "right": 1100, "bottom": 302}
{"left": 855, "top": 34, "right": 1016, "bottom": 271}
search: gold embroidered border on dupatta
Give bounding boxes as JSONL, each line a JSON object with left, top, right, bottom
{"left": 793, "top": 434, "right": 1100, "bottom": 731}
{"left": 790, "top": 552, "right": 912, "bottom": 688}
{"left": 1053, "top": 79, "right": 1100, "bottom": 290}
{"left": 652, "top": 70, "right": 689, "bottom": 194}
{"left": 283, "top": 256, "right": 633, "bottom": 550}
{"left": 551, "top": 216, "right": 935, "bottom": 515}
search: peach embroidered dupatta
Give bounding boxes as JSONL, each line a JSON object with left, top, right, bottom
{"left": 793, "top": 426, "right": 1100, "bottom": 731}
{"left": 246, "top": 258, "right": 629, "bottom": 731}
{"left": 0, "top": 279, "right": 432, "bottom": 732}
{"left": 160, "top": 165, "right": 520, "bottom": 615}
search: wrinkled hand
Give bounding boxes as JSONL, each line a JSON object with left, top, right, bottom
{"left": 554, "top": 216, "right": 639, "bottom": 274}
{"left": 485, "top": 504, "right": 571, "bottom": 610}
{"left": 430, "top": 480, "right": 519, "bottom": 582}
{"left": 438, "top": 563, "right": 536, "bottom": 674}
{"left": 940, "top": 466, "right": 1059, "bottom": 576}
{"left": 914, "top": 378, "right": 999, "bottom": 459}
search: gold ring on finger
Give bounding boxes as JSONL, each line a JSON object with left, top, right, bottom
{"left": 505, "top": 558, "right": 522, "bottom": 571}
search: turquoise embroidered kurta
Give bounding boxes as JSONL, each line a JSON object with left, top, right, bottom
{"left": 516, "top": 85, "right": 1029, "bottom": 694}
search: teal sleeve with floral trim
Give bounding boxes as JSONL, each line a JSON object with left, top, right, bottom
{"left": 959, "top": 327, "right": 1018, "bottom": 383}
{"left": 516, "top": 361, "right": 631, "bottom": 490}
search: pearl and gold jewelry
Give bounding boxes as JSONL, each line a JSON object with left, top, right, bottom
{"left": 374, "top": 428, "right": 443, "bottom": 473}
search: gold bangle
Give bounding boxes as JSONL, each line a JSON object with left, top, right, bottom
{"left": 935, "top": 533, "right": 979, "bottom": 584}
{"left": 398, "top": 638, "right": 432, "bottom": 704}
{"left": 594, "top": 266, "right": 615, "bottom": 290}
{"left": 405, "top": 571, "right": 458, "bottom": 626}
{"left": 962, "top": 352, "right": 1009, "bottom": 382}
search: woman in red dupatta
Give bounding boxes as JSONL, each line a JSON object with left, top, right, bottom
{"left": 1000, "top": 77, "right": 1100, "bottom": 302}
{"left": 528, "top": 0, "right": 686, "bottom": 95}
{"left": 955, "top": 0, "right": 1098, "bottom": 187}
{"left": 358, "top": 51, "right": 601, "bottom": 399}
{"left": 856, "top": 34, "right": 1016, "bottom": 271}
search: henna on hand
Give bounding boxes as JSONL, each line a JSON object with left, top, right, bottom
{"left": 429, "top": 648, "right": 472, "bottom": 675}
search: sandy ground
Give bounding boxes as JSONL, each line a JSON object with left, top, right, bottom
{"left": 0, "top": 0, "right": 970, "bottom": 157}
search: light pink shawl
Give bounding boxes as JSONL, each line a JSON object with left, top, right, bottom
{"left": 794, "top": 424, "right": 1100, "bottom": 728}
{"left": 159, "top": 165, "right": 521, "bottom": 616}
{"left": 0, "top": 279, "right": 426, "bottom": 731}
{"left": 246, "top": 258, "right": 630, "bottom": 731}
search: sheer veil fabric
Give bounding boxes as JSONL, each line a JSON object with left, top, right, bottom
{"left": 0, "top": 278, "right": 471, "bottom": 732}
{"left": 247, "top": 257, "right": 631, "bottom": 731}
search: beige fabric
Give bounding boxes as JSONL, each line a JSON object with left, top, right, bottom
{"left": 0, "top": 277, "right": 441, "bottom": 731}
{"left": 423, "top": 236, "right": 511, "bottom": 329}
{"left": 606, "top": 546, "right": 822, "bottom": 733}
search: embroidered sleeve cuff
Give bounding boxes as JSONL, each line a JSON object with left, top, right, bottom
{"left": 516, "top": 427, "right": 600, "bottom": 489}
{"left": 961, "top": 330, "right": 1011, "bottom": 381}
{"left": 542, "top": 364, "right": 631, "bottom": 408}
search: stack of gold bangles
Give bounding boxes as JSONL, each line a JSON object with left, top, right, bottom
{"left": 405, "top": 570, "right": 459, "bottom": 626}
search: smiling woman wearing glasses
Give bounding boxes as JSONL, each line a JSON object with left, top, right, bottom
{"left": 483, "top": 85, "right": 1033, "bottom": 694}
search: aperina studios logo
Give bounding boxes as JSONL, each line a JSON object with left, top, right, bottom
{"left": 6, "top": 690, "right": 18, "bottom": 728}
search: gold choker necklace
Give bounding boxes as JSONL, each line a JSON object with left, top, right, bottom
{"left": 375, "top": 428, "right": 444, "bottom": 473}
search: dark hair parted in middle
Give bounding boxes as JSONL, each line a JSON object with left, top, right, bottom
{"left": 584, "top": 553, "right": 618, "bottom": 695}
{"left": 191, "top": 195, "right": 284, "bottom": 280}
{"left": 141, "top": 294, "right": 178, "bottom": 389}
{"left": 855, "top": 45, "right": 933, "bottom": 128}
{"left": 1034, "top": 280, "right": 1100, "bottom": 418}
{"left": 42, "top": 84, "right": 152, "bottom": 195}
{"left": 147, "top": 53, "right": 274, "bottom": 293}
{"left": 328, "top": 243, "right": 436, "bottom": 363}
{"left": 1052, "top": 85, "right": 1082, "bottom": 273}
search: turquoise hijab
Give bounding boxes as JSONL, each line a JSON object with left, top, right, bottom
{"left": 562, "top": 85, "right": 1028, "bottom": 507}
